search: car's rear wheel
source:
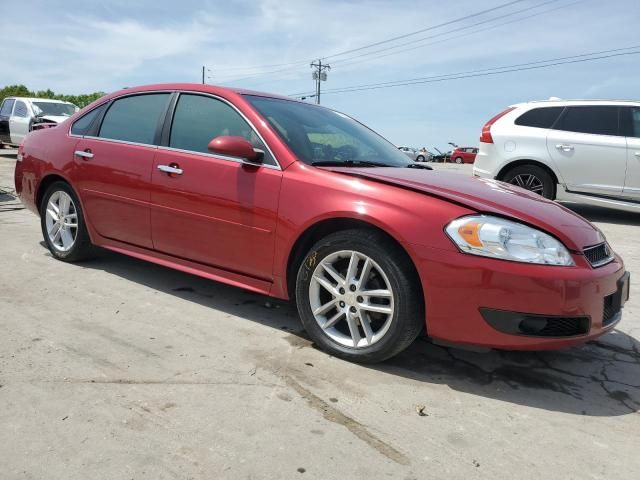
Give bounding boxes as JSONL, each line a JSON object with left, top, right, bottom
{"left": 296, "top": 229, "right": 424, "bottom": 363}
{"left": 503, "top": 164, "right": 555, "bottom": 199}
{"left": 416, "top": 155, "right": 425, "bottom": 162}
{"left": 40, "top": 181, "right": 94, "bottom": 262}
{"left": 454, "top": 157, "right": 463, "bottom": 164}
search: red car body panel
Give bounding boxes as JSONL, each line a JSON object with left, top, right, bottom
{"left": 14, "top": 83, "right": 627, "bottom": 351}
{"left": 451, "top": 147, "right": 477, "bottom": 164}
{"left": 329, "top": 167, "right": 604, "bottom": 251}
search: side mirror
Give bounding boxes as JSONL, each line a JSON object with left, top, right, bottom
{"left": 207, "top": 136, "right": 263, "bottom": 164}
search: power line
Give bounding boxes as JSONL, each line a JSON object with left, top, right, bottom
{"left": 289, "top": 46, "right": 640, "bottom": 96}
{"left": 330, "top": 0, "right": 566, "bottom": 67}
{"left": 218, "top": 0, "right": 578, "bottom": 86}
{"left": 212, "top": 0, "right": 530, "bottom": 80}
{"left": 320, "top": 0, "right": 529, "bottom": 60}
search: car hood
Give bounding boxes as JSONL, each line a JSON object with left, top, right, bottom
{"left": 328, "top": 167, "right": 603, "bottom": 251}
{"left": 37, "top": 115, "right": 69, "bottom": 124}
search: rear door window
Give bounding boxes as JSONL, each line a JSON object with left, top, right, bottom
{"left": 13, "top": 101, "right": 29, "bottom": 118}
{"left": 515, "top": 107, "right": 564, "bottom": 128}
{"left": 0, "top": 99, "right": 15, "bottom": 116}
{"left": 552, "top": 106, "right": 620, "bottom": 136}
{"left": 169, "top": 93, "right": 276, "bottom": 166}
{"left": 99, "top": 93, "right": 170, "bottom": 145}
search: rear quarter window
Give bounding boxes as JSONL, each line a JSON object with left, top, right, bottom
{"left": 514, "top": 107, "right": 564, "bottom": 128}
{"left": 71, "top": 103, "right": 108, "bottom": 136}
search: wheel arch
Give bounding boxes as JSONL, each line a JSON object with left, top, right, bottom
{"left": 285, "top": 217, "right": 424, "bottom": 305}
{"left": 496, "top": 159, "right": 560, "bottom": 186}
{"left": 36, "top": 173, "right": 73, "bottom": 213}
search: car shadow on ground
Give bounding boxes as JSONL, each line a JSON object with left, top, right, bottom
{"left": 561, "top": 202, "right": 640, "bottom": 226}
{"left": 66, "top": 245, "right": 640, "bottom": 418}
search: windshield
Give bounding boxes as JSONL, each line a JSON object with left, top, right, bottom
{"left": 32, "top": 101, "right": 77, "bottom": 117}
{"left": 244, "top": 95, "right": 411, "bottom": 167}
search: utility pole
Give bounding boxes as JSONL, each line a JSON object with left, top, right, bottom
{"left": 310, "top": 60, "right": 331, "bottom": 105}
{"left": 202, "top": 66, "right": 213, "bottom": 84}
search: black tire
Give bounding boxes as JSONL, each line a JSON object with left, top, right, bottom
{"left": 416, "top": 155, "right": 425, "bottom": 162}
{"left": 40, "top": 181, "right": 94, "bottom": 262}
{"left": 502, "top": 164, "right": 556, "bottom": 199}
{"left": 295, "top": 229, "right": 424, "bottom": 363}
{"left": 454, "top": 157, "right": 463, "bottom": 164}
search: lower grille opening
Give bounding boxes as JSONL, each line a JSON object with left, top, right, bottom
{"left": 603, "top": 293, "right": 621, "bottom": 327}
{"left": 481, "top": 308, "right": 591, "bottom": 337}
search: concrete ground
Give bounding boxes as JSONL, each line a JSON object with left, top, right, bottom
{"left": 1, "top": 148, "right": 638, "bottom": 480}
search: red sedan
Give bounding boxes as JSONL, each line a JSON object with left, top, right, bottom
{"left": 451, "top": 147, "right": 478, "bottom": 164}
{"left": 14, "top": 84, "right": 629, "bottom": 362}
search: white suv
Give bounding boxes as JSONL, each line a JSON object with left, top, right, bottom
{"left": 473, "top": 99, "right": 640, "bottom": 212}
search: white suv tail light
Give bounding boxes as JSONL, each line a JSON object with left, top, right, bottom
{"left": 480, "top": 107, "right": 515, "bottom": 143}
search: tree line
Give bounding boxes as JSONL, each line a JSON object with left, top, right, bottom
{"left": 0, "top": 85, "right": 106, "bottom": 108}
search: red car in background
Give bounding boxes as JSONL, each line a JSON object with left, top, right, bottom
{"left": 14, "top": 83, "right": 629, "bottom": 363}
{"left": 451, "top": 146, "right": 478, "bottom": 164}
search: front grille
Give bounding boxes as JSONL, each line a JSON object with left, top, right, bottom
{"left": 583, "top": 242, "right": 613, "bottom": 267}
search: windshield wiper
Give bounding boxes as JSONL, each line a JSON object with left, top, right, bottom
{"left": 311, "top": 160, "right": 389, "bottom": 168}
{"left": 406, "top": 163, "right": 433, "bottom": 170}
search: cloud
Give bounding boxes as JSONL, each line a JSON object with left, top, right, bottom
{"left": 2, "top": 0, "right": 639, "bottom": 146}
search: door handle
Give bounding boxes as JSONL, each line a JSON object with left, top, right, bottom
{"left": 555, "top": 144, "right": 574, "bottom": 152}
{"left": 634, "top": 152, "right": 640, "bottom": 158}
{"left": 157, "top": 164, "right": 183, "bottom": 175}
{"left": 74, "top": 149, "right": 94, "bottom": 159}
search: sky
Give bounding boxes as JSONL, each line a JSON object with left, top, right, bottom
{"left": 1, "top": 0, "right": 639, "bottom": 151}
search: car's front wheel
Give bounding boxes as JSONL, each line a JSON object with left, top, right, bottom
{"left": 454, "top": 157, "right": 463, "bottom": 164}
{"left": 296, "top": 229, "right": 424, "bottom": 363}
{"left": 40, "top": 181, "right": 94, "bottom": 262}
{"left": 503, "top": 164, "right": 555, "bottom": 199}
{"left": 416, "top": 155, "right": 425, "bottom": 162}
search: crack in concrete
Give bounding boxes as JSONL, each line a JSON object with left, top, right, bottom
{"left": 49, "top": 378, "right": 278, "bottom": 387}
{"left": 285, "top": 376, "right": 410, "bottom": 466}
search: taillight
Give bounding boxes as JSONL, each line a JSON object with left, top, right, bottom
{"left": 480, "top": 107, "right": 515, "bottom": 143}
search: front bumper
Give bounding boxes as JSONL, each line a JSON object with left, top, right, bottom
{"left": 411, "top": 244, "right": 627, "bottom": 350}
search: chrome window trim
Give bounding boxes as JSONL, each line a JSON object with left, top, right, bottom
{"left": 82, "top": 135, "right": 159, "bottom": 149}
{"left": 157, "top": 145, "right": 281, "bottom": 171}
{"left": 170, "top": 90, "right": 281, "bottom": 170}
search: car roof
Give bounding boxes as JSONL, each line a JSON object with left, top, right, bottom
{"left": 5, "top": 97, "right": 76, "bottom": 104}
{"left": 510, "top": 98, "right": 640, "bottom": 108}
{"left": 102, "top": 83, "right": 297, "bottom": 103}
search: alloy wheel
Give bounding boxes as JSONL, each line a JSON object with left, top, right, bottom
{"left": 308, "top": 250, "right": 395, "bottom": 348}
{"left": 510, "top": 173, "right": 544, "bottom": 195}
{"left": 45, "top": 191, "right": 79, "bottom": 252}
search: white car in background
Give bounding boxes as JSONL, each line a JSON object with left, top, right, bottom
{"left": 0, "top": 97, "right": 79, "bottom": 147}
{"left": 473, "top": 99, "right": 640, "bottom": 212}
{"left": 397, "top": 146, "right": 429, "bottom": 162}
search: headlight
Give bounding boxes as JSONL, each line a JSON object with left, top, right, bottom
{"left": 445, "top": 215, "right": 574, "bottom": 266}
